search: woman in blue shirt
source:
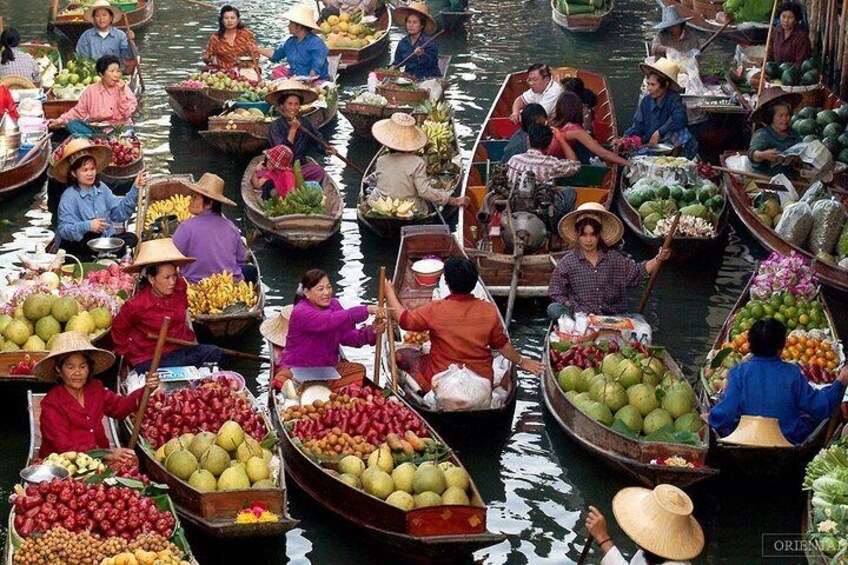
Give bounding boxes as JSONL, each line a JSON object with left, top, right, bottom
{"left": 624, "top": 58, "right": 698, "bottom": 159}
{"left": 391, "top": 2, "right": 441, "bottom": 80}
{"left": 709, "top": 319, "right": 848, "bottom": 445}
{"left": 259, "top": 6, "right": 330, "bottom": 81}
{"left": 54, "top": 138, "right": 144, "bottom": 259}
{"left": 76, "top": 0, "right": 134, "bottom": 72}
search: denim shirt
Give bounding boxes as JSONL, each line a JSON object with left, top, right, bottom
{"left": 271, "top": 33, "right": 330, "bottom": 80}
{"left": 76, "top": 27, "right": 133, "bottom": 66}
{"left": 391, "top": 32, "right": 440, "bottom": 80}
{"left": 57, "top": 182, "right": 138, "bottom": 242}
{"left": 624, "top": 90, "right": 688, "bottom": 142}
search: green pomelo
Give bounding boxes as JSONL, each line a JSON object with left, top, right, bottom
{"left": 643, "top": 408, "right": 675, "bottom": 435}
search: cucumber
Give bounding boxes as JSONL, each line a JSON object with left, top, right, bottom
{"left": 562, "top": 2, "right": 596, "bottom": 14}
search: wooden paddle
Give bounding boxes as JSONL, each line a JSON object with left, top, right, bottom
{"left": 390, "top": 30, "right": 445, "bottom": 70}
{"left": 757, "top": 0, "right": 781, "bottom": 98}
{"left": 129, "top": 317, "right": 170, "bottom": 449}
{"left": 294, "top": 121, "right": 366, "bottom": 175}
{"left": 576, "top": 536, "right": 593, "bottom": 565}
{"left": 121, "top": 13, "right": 144, "bottom": 91}
{"left": 383, "top": 279, "right": 399, "bottom": 393}
{"left": 374, "top": 267, "right": 387, "bottom": 387}
{"left": 145, "top": 334, "right": 270, "bottom": 362}
{"left": 697, "top": 20, "right": 732, "bottom": 55}
{"left": 637, "top": 212, "right": 681, "bottom": 314}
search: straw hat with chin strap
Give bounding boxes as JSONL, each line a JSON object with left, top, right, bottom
{"left": 284, "top": 5, "right": 321, "bottom": 31}
{"left": 612, "top": 484, "right": 705, "bottom": 561}
{"left": 557, "top": 202, "right": 624, "bottom": 247}
{"left": 124, "top": 237, "right": 195, "bottom": 273}
{"left": 265, "top": 79, "right": 319, "bottom": 107}
{"left": 260, "top": 304, "right": 295, "bottom": 347}
{"left": 372, "top": 112, "right": 428, "bottom": 152}
{"left": 393, "top": 2, "right": 439, "bottom": 35}
{"left": 33, "top": 331, "right": 116, "bottom": 382}
{"left": 180, "top": 172, "right": 236, "bottom": 206}
{"left": 51, "top": 137, "right": 113, "bottom": 184}
{"left": 639, "top": 58, "right": 682, "bottom": 92}
{"left": 719, "top": 415, "right": 793, "bottom": 447}
{"left": 84, "top": 0, "right": 125, "bottom": 25}
{"left": 749, "top": 87, "right": 802, "bottom": 125}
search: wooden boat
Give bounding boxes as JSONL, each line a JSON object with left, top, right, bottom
{"left": 241, "top": 156, "right": 342, "bottom": 248}
{"left": 0, "top": 352, "right": 50, "bottom": 385}
{"left": 698, "top": 270, "right": 841, "bottom": 480}
{"left": 386, "top": 225, "right": 518, "bottom": 427}
{"left": 339, "top": 55, "right": 451, "bottom": 140}
{"left": 656, "top": 0, "right": 769, "bottom": 45}
{"left": 460, "top": 66, "right": 618, "bottom": 297}
{"left": 166, "top": 85, "right": 242, "bottom": 128}
{"left": 550, "top": 0, "right": 615, "bottom": 32}
{"left": 318, "top": 6, "right": 391, "bottom": 72}
{"left": 541, "top": 329, "right": 719, "bottom": 489}
{"left": 48, "top": 0, "right": 156, "bottom": 44}
{"left": 43, "top": 65, "right": 143, "bottom": 120}
{"left": 120, "top": 377, "right": 298, "bottom": 538}
{"left": 0, "top": 135, "right": 50, "bottom": 199}
{"left": 268, "top": 378, "right": 506, "bottom": 558}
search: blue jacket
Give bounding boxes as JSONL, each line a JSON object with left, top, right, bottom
{"left": 76, "top": 27, "right": 133, "bottom": 66}
{"left": 58, "top": 182, "right": 138, "bottom": 242}
{"left": 709, "top": 356, "right": 845, "bottom": 445}
{"left": 391, "top": 32, "right": 440, "bottom": 80}
{"left": 624, "top": 90, "right": 698, "bottom": 159}
{"left": 271, "top": 32, "right": 330, "bottom": 81}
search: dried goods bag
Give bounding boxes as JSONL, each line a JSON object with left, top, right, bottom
{"left": 775, "top": 201, "right": 813, "bottom": 247}
{"left": 808, "top": 199, "right": 846, "bottom": 255}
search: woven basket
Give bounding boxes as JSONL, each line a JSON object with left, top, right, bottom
{"left": 376, "top": 84, "right": 428, "bottom": 105}
{"left": 692, "top": 0, "right": 723, "bottom": 20}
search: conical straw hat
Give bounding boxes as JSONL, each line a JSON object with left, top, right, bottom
{"left": 719, "top": 415, "right": 792, "bottom": 447}
{"left": 612, "top": 484, "right": 705, "bottom": 561}
{"left": 33, "top": 332, "right": 116, "bottom": 382}
{"left": 0, "top": 75, "right": 37, "bottom": 90}
{"left": 124, "top": 238, "right": 195, "bottom": 273}
{"left": 84, "top": 0, "right": 125, "bottom": 24}
{"left": 180, "top": 172, "right": 236, "bottom": 206}
{"left": 372, "top": 112, "right": 428, "bottom": 152}
{"left": 285, "top": 5, "right": 321, "bottom": 31}
{"left": 393, "top": 2, "right": 439, "bottom": 35}
{"left": 653, "top": 5, "right": 691, "bottom": 30}
{"left": 52, "top": 137, "right": 113, "bottom": 184}
{"left": 265, "top": 79, "right": 319, "bottom": 106}
{"left": 260, "top": 305, "right": 294, "bottom": 347}
{"left": 639, "top": 58, "right": 682, "bottom": 92}
{"left": 557, "top": 202, "right": 624, "bottom": 246}
{"left": 750, "top": 87, "right": 802, "bottom": 124}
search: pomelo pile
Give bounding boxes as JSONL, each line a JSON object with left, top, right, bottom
{"left": 554, "top": 341, "right": 704, "bottom": 439}
{"left": 319, "top": 12, "right": 383, "bottom": 49}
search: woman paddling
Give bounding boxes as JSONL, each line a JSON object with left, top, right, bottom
{"left": 391, "top": 2, "right": 442, "bottom": 80}
{"left": 747, "top": 87, "right": 803, "bottom": 179}
{"left": 36, "top": 332, "right": 160, "bottom": 462}
{"left": 650, "top": 6, "right": 699, "bottom": 57}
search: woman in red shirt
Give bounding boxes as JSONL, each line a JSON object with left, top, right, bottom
{"left": 0, "top": 84, "right": 19, "bottom": 120}
{"left": 112, "top": 238, "right": 223, "bottom": 372}
{"left": 35, "top": 332, "right": 159, "bottom": 461}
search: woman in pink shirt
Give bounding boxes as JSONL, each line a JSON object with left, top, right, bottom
{"left": 48, "top": 55, "right": 137, "bottom": 137}
{"left": 548, "top": 92, "right": 630, "bottom": 166}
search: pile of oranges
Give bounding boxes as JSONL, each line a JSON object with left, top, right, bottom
{"left": 782, "top": 333, "right": 840, "bottom": 370}
{"left": 724, "top": 332, "right": 750, "bottom": 354}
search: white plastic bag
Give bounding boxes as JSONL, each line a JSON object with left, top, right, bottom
{"left": 431, "top": 364, "right": 492, "bottom": 411}
{"left": 491, "top": 387, "right": 508, "bottom": 409}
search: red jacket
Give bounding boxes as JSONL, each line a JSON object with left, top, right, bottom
{"left": 112, "top": 277, "right": 197, "bottom": 368}
{"left": 0, "top": 86, "right": 19, "bottom": 121}
{"left": 39, "top": 380, "right": 143, "bottom": 458}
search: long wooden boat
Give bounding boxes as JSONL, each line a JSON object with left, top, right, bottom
{"left": 318, "top": 6, "right": 391, "bottom": 72}
{"left": 268, "top": 378, "right": 506, "bottom": 558}
{"left": 48, "top": 0, "right": 156, "bottom": 44}
{"left": 460, "top": 66, "right": 619, "bottom": 297}
{"left": 43, "top": 65, "right": 143, "bottom": 120}
{"left": 386, "top": 225, "right": 518, "bottom": 428}
{"left": 550, "top": 0, "right": 615, "bottom": 32}
{"left": 240, "top": 156, "right": 342, "bottom": 248}
{"left": 0, "top": 135, "right": 50, "bottom": 199}
{"left": 698, "top": 270, "right": 842, "bottom": 480}
{"left": 656, "top": 0, "right": 769, "bottom": 45}
{"left": 541, "top": 329, "right": 719, "bottom": 489}
{"left": 166, "top": 85, "right": 242, "bottom": 128}
{"left": 119, "top": 376, "right": 298, "bottom": 537}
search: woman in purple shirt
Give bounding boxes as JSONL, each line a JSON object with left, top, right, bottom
{"left": 172, "top": 173, "right": 256, "bottom": 283}
{"left": 267, "top": 269, "right": 384, "bottom": 391}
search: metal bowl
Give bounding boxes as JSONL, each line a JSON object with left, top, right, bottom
{"left": 20, "top": 464, "right": 69, "bottom": 486}
{"left": 87, "top": 237, "right": 125, "bottom": 254}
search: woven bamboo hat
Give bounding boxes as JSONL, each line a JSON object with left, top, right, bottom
{"left": 750, "top": 87, "right": 802, "bottom": 125}
{"left": 372, "top": 112, "right": 428, "bottom": 152}
{"left": 719, "top": 415, "right": 792, "bottom": 447}
{"left": 612, "top": 484, "right": 705, "bottom": 561}
{"left": 52, "top": 137, "right": 113, "bottom": 184}
{"left": 285, "top": 5, "right": 321, "bottom": 31}
{"left": 33, "top": 331, "right": 116, "bottom": 382}
{"left": 265, "top": 79, "right": 319, "bottom": 107}
{"left": 124, "top": 238, "right": 195, "bottom": 273}
{"left": 639, "top": 58, "right": 682, "bottom": 92}
{"left": 0, "top": 75, "right": 37, "bottom": 90}
{"left": 653, "top": 5, "right": 691, "bottom": 30}
{"left": 393, "top": 1, "right": 438, "bottom": 35}
{"left": 558, "top": 202, "right": 624, "bottom": 246}
{"left": 84, "top": 0, "right": 125, "bottom": 24}
{"left": 260, "top": 305, "right": 294, "bottom": 347}
{"left": 180, "top": 172, "right": 236, "bottom": 206}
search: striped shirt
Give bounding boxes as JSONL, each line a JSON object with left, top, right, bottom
{"left": 0, "top": 48, "right": 42, "bottom": 85}
{"left": 549, "top": 248, "right": 647, "bottom": 315}
{"left": 505, "top": 148, "right": 580, "bottom": 186}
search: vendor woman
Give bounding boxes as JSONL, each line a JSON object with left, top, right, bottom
{"left": 266, "top": 79, "right": 335, "bottom": 182}
{"left": 748, "top": 88, "right": 803, "bottom": 179}
{"left": 112, "top": 238, "right": 223, "bottom": 373}
{"left": 263, "top": 269, "right": 384, "bottom": 391}
{"left": 257, "top": 5, "right": 330, "bottom": 82}
{"left": 651, "top": 6, "right": 699, "bottom": 57}
{"left": 202, "top": 5, "right": 259, "bottom": 74}
{"left": 36, "top": 332, "right": 160, "bottom": 462}
{"left": 767, "top": 2, "right": 812, "bottom": 66}
{"left": 548, "top": 203, "right": 669, "bottom": 320}
{"left": 391, "top": 2, "right": 441, "bottom": 81}
{"left": 384, "top": 257, "right": 544, "bottom": 392}
{"left": 172, "top": 173, "right": 256, "bottom": 284}
{"left": 76, "top": 0, "right": 134, "bottom": 72}
{"left": 55, "top": 138, "right": 142, "bottom": 258}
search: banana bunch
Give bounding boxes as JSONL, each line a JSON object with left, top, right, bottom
{"left": 422, "top": 119, "right": 454, "bottom": 154}
{"left": 144, "top": 195, "right": 194, "bottom": 229}
{"left": 187, "top": 271, "right": 258, "bottom": 316}
{"left": 416, "top": 100, "right": 452, "bottom": 123}
{"left": 369, "top": 196, "right": 418, "bottom": 218}
{"left": 43, "top": 451, "right": 106, "bottom": 477}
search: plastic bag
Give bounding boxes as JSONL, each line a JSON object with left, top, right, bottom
{"left": 431, "top": 364, "right": 492, "bottom": 411}
{"left": 808, "top": 199, "right": 847, "bottom": 255}
{"left": 492, "top": 356, "right": 510, "bottom": 388}
{"left": 491, "top": 387, "right": 508, "bottom": 409}
{"left": 800, "top": 181, "right": 829, "bottom": 205}
{"left": 837, "top": 220, "right": 848, "bottom": 258}
{"left": 775, "top": 201, "right": 814, "bottom": 247}
{"left": 840, "top": 257, "right": 848, "bottom": 269}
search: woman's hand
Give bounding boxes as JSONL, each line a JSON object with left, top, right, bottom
{"left": 104, "top": 448, "right": 136, "bottom": 464}
{"left": 757, "top": 148, "right": 782, "bottom": 163}
{"left": 519, "top": 357, "right": 544, "bottom": 375}
{"left": 145, "top": 371, "right": 160, "bottom": 391}
{"left": 367, "top": 305, "right": 385, "bottom": 317}
{"left": 655, "top": 247, "right": 671, "bottom": 262}
{"left": 413, "top": 47, "right": 424, "bottom": 57}
{"left": 326, "top": 147, "right": 338, "bottom": 156}
{"left": 371, "top": 318, "right": 386, "bottom": 334}
{"left": 135, "top": 171, "right": 147, "bottom": 190}
{"left": 585, "top": 506, "right": 610, "bottom": 545}
{"left": 838, "top": 366, "right": 848, "bottom": 385}
{"left": 288, "top": 117, "right": 301, "bottom": 132}
{"left": 649, "top": 130, "right": 661, "bottom": 145}
{"left": 47, "top": 118, "right": 63, "bottom": 129}
{"left": 510, "top": 111, "right": 521, "bottom": 124}
{"left": 551, "top": 126, "right": 564, "bottom": 141}
{"left": 448, "top": 195, "right": 469, "bottom": 207}
{"left": 90, "top": 218, "right": 107, "bottom": 233}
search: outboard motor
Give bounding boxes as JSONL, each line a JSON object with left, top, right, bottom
{"left": 500, "top": 211, "right": 547, "bottom": 255}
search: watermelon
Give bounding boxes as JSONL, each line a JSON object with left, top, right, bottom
{"left": 709, "top": 195, "right": 725, "bottom": 211}
{"left": 626, "top": 191, "right": 645, "bottom": 208}
{"left": 801, "top": 70, "right": 820, "bottom": 86}
{"left": 697, "top": 187, "right": 713, "bottom": 204}
{"left": 838, "top": 105, "right": 848, "bottom": 124}
{"left": 670, "top": 185, "right": 683, "bottom": 201}
{"left": 817, "top": 110, "right": 840, "bottom": 127}
{"left": 838, "top": 133, "right": 848, "bottom": 148}
{"left": 837, "top": 148, "right": 848, "bottom": 163}
{"left": 794, "top": 118, "right": 818, "bottom": 136}
{"left": 823, "top": 122, "right": 843, "bottom": 139}
{"left": 798, "top": 107, "right": 818, "bottom": 120}
{"left": 779, "top": 62, "right": 795, "bottom": 74}
{"left": 656, "top": 185, "right": 671, "bottom": 199}
{"left": 822, "top": 137, "right": 840, "bottom": 156}
{"left": 801, "top": 59, "right": 819, "bottom": 73}
{"left": 781, "top": 69, "right": 800, "bottom": 86}
{"left": 764, "top": 61, "right": 781, "bottom": 80}
{"left": 803, "top": 134, "right": 819, "bottom": 143}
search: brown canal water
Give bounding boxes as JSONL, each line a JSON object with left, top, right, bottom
{"left": 2, "top": 0, "right": 847, "bottom": 562}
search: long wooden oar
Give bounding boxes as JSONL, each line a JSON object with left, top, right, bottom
{"left": 390, "top": 30, "right": 445, "bottom": 70}
{"left": 757, "top": 0, "right": 781, "bottom": 98}
{"left": 129, "top": 317, "right": 170, "bottom": 449}
{"left": 145, "top": 334, "right": 269, "bottom": 362}
{"left": 121, "top": 14, "right": 144, "bottom": 91}
{"left": 383, "top": 279, "right": 399, "bottom": 394}
{"left": 698, "top": 20, "right": 732, "bottom": 55}
{"left": 576, "top": 536, "right": 593, "bottom": 565}
{"left": 374, "top": 267, "right": 387, "bottom": 387}
{"left": 295, "top": 121, "right": 366, "bottom": 175}
{"left": 637, "top": 212, "right": 681, "bottom": 314}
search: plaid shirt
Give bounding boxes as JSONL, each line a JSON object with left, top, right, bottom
{"left": 549, "top": 248, "right": 648, "bottom": 315}
{"left": 0, "top": 48, "right": 42, "bottom": 85}
{"left": 505, "top": 148, "right": 580, "bottom": 186}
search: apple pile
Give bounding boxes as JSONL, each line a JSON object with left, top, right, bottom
{"left": 11, "top": 480, "right": 176, "bottom": 539}
{"left": 91, "top": 136, "right": 143, "bottom": 167}
{"left": 550, "top": 341, "right": 618, "bottom": 372}
{"left": 140, "top": 376, "right": 267, "bottom": 449}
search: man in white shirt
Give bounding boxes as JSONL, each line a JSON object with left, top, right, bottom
{"left": 510, "top": 63, "right": 563, "bottom": 123}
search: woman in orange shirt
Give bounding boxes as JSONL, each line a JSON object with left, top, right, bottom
{"left": 202, "top": 5, "right": 259, "bottom": 75}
